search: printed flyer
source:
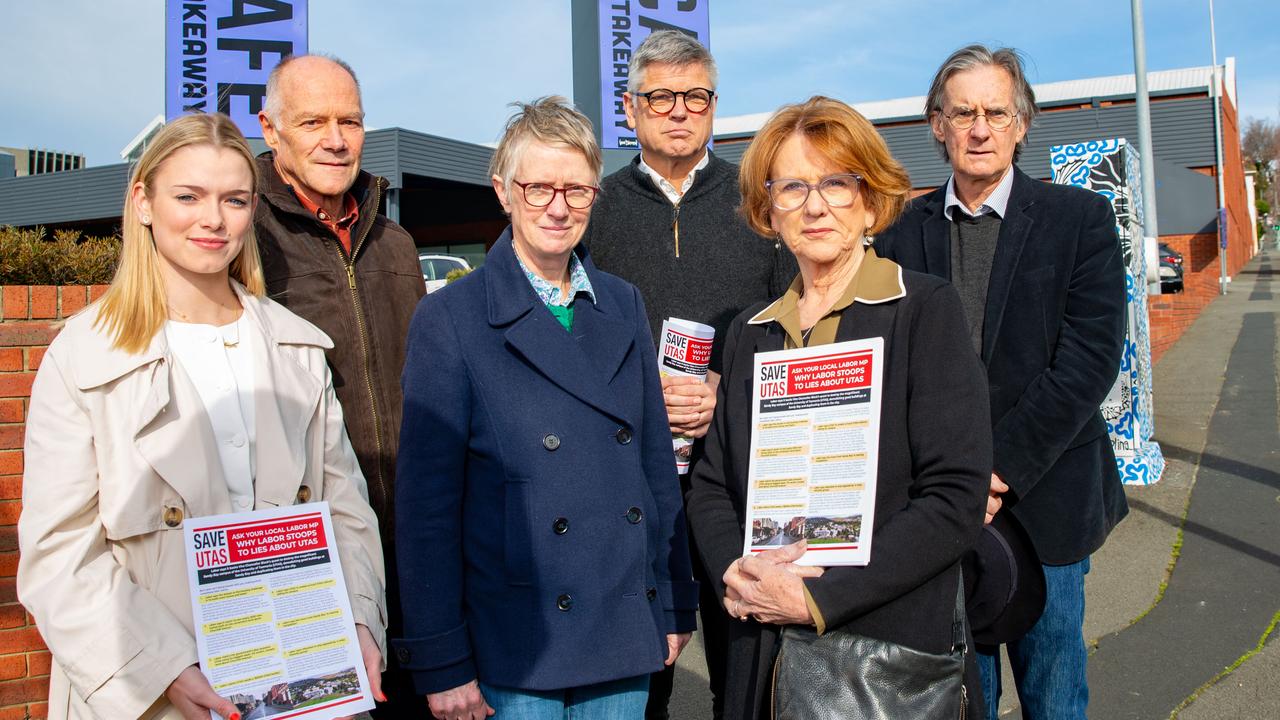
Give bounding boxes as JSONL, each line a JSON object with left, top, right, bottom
{"left": 184, "top": 503, "right": 374, "bottom": 720}
{"left": 658, "top": 317, "right": 715, "bottom": 474}
{"left": 742, "top": 338, "right": 884, "bottom": 566}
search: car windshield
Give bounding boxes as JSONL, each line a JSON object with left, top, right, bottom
{"left": 420, "top": 256, "right": 465, "bottom": 280}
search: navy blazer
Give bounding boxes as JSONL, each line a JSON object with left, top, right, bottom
{"left": 877, "top": 167, "right": 1129, "bottom": 564}
{"left": 392, "top": 229, "right": 698, "bottom": 695}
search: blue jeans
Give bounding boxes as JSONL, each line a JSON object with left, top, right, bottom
{"left": 978, "top": 557, "right": 1090, "bottom": 720}
{"left": 480, "top": 675, "right": 649, "bottom": 719}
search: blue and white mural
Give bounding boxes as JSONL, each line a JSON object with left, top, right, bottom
{"left": 1050, "top": 139, "right": 1165, "bottom": 485}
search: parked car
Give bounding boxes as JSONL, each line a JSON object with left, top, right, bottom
{"left": 419, "top": 253, "right": 472, "bottom": 294}
{"left": 1159, "top": 243, "right": 1184, "bottom": 293}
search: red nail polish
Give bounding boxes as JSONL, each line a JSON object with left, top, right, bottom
{"left": 230, "top": 713, "right": 241, "bottom": 720}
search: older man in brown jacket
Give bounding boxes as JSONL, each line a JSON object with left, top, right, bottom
{"left": 255, "top": 54, "right": 424, "bottom": 717}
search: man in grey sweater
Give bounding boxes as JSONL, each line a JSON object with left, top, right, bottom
{"left": 583, "top": 30, "right": 795, "bottom": 720}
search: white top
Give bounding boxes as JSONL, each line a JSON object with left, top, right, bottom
{"left": 639, "top": 150, "right": 710, "bottom": 205}
{"left": 944, "top": 166, "right": 1016, "bottom": 221}
{"left": 165, "top": 315, "right": 257, "bottom": 510}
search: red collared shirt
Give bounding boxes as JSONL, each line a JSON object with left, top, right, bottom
{"left": 293, "top": 189, "right": 360, "bottom": 255}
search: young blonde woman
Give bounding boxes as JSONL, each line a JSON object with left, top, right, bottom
{"left": 18, "top": 113, "right": 386, "bottom": 720}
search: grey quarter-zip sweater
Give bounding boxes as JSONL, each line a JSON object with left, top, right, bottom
{"left": 583, "top": 152, "right": 797, "bottom": 374}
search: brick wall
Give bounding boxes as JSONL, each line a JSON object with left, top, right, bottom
{"left": 0, "top": 285, "right": 106, "bottom": 720}
{"left": 1147, "top": 89, "right": 1257, "bottom": 365}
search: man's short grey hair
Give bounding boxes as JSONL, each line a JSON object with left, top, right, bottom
{"left": 489, "top": 96, "right": 602, "bottom": 208}
{"left": 626, "top": 30, "right": 718, "bottom": 97}
{"left": 924, "top": 44, "right": 1038, "bottom": 162}
{"left": 263, "top": 53, "right": 362, "bottom": 122}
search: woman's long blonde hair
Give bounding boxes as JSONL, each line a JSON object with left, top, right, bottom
{"left": 95, "top": 112, "right": 265, "bottom": 353}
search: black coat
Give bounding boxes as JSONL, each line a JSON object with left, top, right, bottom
{"left": 877, "top": 167, "right": 1129, "bottom": 565}
{"left": 686, "top": 268, "right": 991, "bottom": 719}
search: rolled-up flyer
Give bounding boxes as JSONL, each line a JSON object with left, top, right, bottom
{"left": 658, "top": 317, "right": 715, "bottom": 474}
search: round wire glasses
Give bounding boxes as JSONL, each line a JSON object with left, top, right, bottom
{"left": 765, "top": 174, "right": 863, "bottom": 211}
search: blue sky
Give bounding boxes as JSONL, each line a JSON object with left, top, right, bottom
{"left": 2, "top": 1, "right": 1277, "bottom": 167}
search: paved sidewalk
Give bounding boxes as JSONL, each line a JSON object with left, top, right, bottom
{"left": 1004, "top": 249, "right": 1280, "bottom": 718}
{"left": 666, "top": 250, "right": 1280, "bottom": 719}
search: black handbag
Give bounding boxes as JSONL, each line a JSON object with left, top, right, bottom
{"left": 772, "top": 576, "right": 969, "bottom": 719}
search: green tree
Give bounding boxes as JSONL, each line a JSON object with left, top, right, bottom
{"left": 1242, "top": 117, "right": 1280, "bottom": 238}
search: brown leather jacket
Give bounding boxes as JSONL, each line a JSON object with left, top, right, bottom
{"left": 254, "top": 153, "right": 424, "bottom": 543}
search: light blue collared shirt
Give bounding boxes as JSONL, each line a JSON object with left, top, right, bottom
{"left": 514, "top": 250, "right": 596, "bottom": 308}
{"left": 943, "top": 167, "right": 1015, "bottom": 221}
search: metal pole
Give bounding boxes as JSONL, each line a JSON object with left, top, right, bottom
{"left": 1209, "top": 0, "right": 1228, "bottom": 294}
{"left": 1131, "top": 0, "right": 1161, "bottom": 294}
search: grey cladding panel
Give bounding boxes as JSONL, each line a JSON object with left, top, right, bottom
{"left": 359, "top": 128, "right": 492, "bottom": 188}
{"left": 714, "top": 97, "right": 1218, "bottom": 191}
{"left": 361, "top": 129, "right": 401, "bottom": 185}
{"left": 397, "top": 130, "right": 492, "bottom": 187}
{"left": 0, "top": 164, "right": 131, "bottom": 226}
{"left": 711, "top": 143, "right": 747, "bottom": 166}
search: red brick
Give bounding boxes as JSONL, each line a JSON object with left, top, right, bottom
{"left": 0, "top": 478, "right": 18, "bottom": 502}
{"left": 0, "top": 529, "right": 14, "bottom": 554}
{"left": 0, "top": 325, "right": 58, "bottom": 348}
{"left": 0, "top": 655, "right": 23, "bottom": 681}
{"left": 0, "top": 454, "right": 19, "bottom": 477}
{"left": 0, "top": 677, "right": 48, "bottom": 706}
{"left": 0, "top": 627, "right": 44, "bottom": 655}
{"left": 1, "top": 289, "right": 27, "bottom": 322}
{"left": 22, "top": 349, "right": 42, "bottom": 372}
{"left": 25, "top": 652, "right": 48, "bottom": 678}
{"left": 88, "top": 285, "right": 108, "bottom": 302}
{"left": 0, "top": 554, "right": 15, "bottom": 579}
{"left": 0, "top": 403, "right": 20, "bottom": 425}
{"left": 0, "top": 706, "right": 32, "bottom": 720}
{"left": 58, "top": 287, "right": 87, "bottom": 318}
{"left": 28, "top": 701, "right": 48, "bottom": 719}
{"left": 0, "top": 354, "right": 19, "bottom": 376}
{"left": 0, "top": 504, "right": 17, "bottom": 527}
{"left": 0, "top": 429, "right": 21, "bottom": 452}
{"left": 0, "top": 580, "right": 14, "bottom": 606}
{"left": 0, "top": 608, "right": 25, "bottom": 632}
{"left": 27, "top": 289, "right": 55, "bottom": 321}
{"left": 0, "top": 376, "right": 33, "bottom": 400}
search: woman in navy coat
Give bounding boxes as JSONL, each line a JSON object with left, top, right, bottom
{"left": 392, "top": 97, "right": 698, "bottom": 720}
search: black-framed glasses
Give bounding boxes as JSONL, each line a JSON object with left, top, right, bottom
{"left": 636, "top": 87, "right": 716, "bottom": 115}
{"left": 765, "top": 174, "right": 863, "bottom": 211}
{"left": 512, "top": 180, "right": 600, "bottom": 209}
{"left": 941, "top": 108, "right": 1019, "bottom": 131}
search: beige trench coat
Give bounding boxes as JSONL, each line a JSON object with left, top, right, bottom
{"left": 17, "top": 287, "right": 386, "bottom": 720}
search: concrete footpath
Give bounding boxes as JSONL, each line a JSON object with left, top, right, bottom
{"left": 665, "top": 250, "right": 1280, "bottom": 719}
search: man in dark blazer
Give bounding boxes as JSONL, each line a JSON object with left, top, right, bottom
{"left": 877, "top": 45, "right": 1128, "bottom": 720}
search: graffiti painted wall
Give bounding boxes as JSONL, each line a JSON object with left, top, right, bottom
{"left": 1050, "top": 139, "right": 1165, "bottom": 485}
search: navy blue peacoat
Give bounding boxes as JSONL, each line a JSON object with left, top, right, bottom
{"left": 391, "top": 229, "right": 698, "bottom": 695}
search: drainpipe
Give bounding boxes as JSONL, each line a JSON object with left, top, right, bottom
{"left": 1209, "top": 0, "right": 1228, "bottom": 294}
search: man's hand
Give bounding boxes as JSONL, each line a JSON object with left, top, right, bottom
{"left": 663, "top": 371, "right": 719, "bottom": 438}
{"left": 987, "top": 473, "right": 1009, "bottom": 524}
{"left": 427, "top": 679, "right": 494, "bottom": 720}
{"left": 165, "top": 665, "right": 240, "bottom": 720}
{"left": 665, "top": 632, "right": 693, "bottom": 666}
